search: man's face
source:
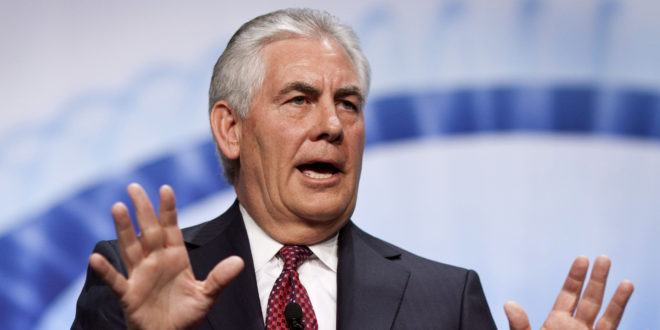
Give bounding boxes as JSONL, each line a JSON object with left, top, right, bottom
{"left": 235, "top": 37, "right": 365, "bottom": 244}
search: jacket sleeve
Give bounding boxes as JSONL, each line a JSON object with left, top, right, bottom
{"left": 71, "top": 240, "right": 127, "bottom": 330}
{"left": 460, "top": 270, "right": 497, "bottom": 329}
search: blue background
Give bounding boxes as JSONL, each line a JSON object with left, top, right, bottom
{"left": 1, "top": 1, "right": 659, "bottom": 328}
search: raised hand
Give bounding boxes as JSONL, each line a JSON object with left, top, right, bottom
{"left": 88, "top": 183, "right": 244, "bottom": 330}
{"left": 504, "top": 255, "right": 634, "bottom": 330}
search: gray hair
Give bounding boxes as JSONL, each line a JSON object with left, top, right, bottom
{"left": 208, "top": 8, "right": 371, "bottom": 185}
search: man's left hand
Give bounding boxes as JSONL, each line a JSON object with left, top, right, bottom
{"left": 504, "top": 255, "right": 634, "bottom": 330}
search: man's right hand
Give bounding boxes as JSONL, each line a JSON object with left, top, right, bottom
{"left": 88, "top": 183, "right": 244, "bottom": 330}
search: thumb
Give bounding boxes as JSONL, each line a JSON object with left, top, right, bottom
{"left": 203, "top": 255, "right": 244, "bottom": 298}
{"left": 89, "top": 252, "right": 128, "bottom": 297}
{"left": 504, "top": 301, "right": 532, "bottom": 330}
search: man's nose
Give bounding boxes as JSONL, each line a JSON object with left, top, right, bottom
{"left": 312, "top": 98, "right": 343, "bottom": 143}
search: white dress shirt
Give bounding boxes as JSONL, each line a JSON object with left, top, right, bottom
{"left": 240, "top": 204, "right": 338, "bottom": 329}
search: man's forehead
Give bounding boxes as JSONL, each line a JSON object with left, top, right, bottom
{"left": 261, "top": 35, "right": 337, "bottom": 52}
{"left": 262, "top": 38, "right": 353, "bottom": 68}
{"left": 260, "top": 38, "right": 359, "bottom": 87}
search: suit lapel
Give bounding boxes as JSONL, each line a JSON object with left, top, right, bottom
{"left": 183, "top": 206, "right": 410, "bottom": 329}
{"left": 185, "top": 201, "right": 264, "bottom": 330}
{"left": 336, "top": 222, "right": 410, "bottom": 329}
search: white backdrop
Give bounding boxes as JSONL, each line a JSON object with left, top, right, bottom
{"left": 1, "top": 1, "right": 659, "bottom": 329}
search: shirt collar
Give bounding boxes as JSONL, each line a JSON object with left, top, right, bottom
{"left": 240, "top": 203, "right": 338, "bottom": 273}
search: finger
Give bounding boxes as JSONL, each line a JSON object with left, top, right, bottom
{"left": 89, "top": 252, "right": 129, "bottom": 297}
{"left": 203, "top": 256, "right": 244, "bottom": 298}
{"left": 159, "top": 185, "right": 178, "bottom": 227}
{"left": 111, "top": 202, "right": 142, "bottom": 272}
{"left": 127, "top": 183, "right": 164, "bottom": 252}
{"left": 595, "top": 280, "right": 634, "bottom": 330}
{"left": 504, "top": 301, "right": 532, "bottom": 330}
{"left": 575, "top": 255, "right": 611, "bottom": 326}
{"left": 552, "top": 256, "right": 589, "bottom": 313}
{"left": 159, "top": 185, "right": 183, "bottom": 247}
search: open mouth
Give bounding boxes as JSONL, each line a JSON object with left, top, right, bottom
{"left": 297, "top": 162, "right": 339, "bottom": 179}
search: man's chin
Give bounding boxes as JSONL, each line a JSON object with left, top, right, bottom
{"left": 273, "top": 203, "right": 353, "bottom": 245}
{"left": 292, "top": 201, "right": 354, "bottom": 226}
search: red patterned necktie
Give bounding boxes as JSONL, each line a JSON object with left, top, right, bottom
{"left": 265, "top": 245, "right": 318, "bottom": 329}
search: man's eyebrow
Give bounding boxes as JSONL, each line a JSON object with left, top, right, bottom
{"left": 335, "top": 85, "right": 364, "bottom": 105}
{"left": 276, "top": 82, "right": 321, "bottom": 99}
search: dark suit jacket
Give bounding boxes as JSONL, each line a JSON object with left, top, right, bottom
{"left": 72, "top": 201, "right": 496, "bottom": 329}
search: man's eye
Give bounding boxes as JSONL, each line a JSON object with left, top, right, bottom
{"left": 339, "top": 100, "right": 358, "bottom": 111}
{"left": 290, "top": 96, "right": 306, "bottom": 105}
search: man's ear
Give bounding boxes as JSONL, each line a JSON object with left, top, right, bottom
{"left": 210, "top": 100, "right": 241, "bottom": 160}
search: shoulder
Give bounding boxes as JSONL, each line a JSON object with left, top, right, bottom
{"left": 339, "top": 221, "right": 496, "bottom": 328}
{"left": 181, "top": 200, "right": 242, "bottom": 246}
{"left": 71, "top": 240, "right": 126, "bottom": 329}
{"left": 347, "top": 221, "right": 473, "bottom": 279}
{"left": 341, "top": 221, "right": 484, "bottom": 303}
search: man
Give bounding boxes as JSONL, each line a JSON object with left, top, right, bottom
{"left": 72, "top": 8, "right": 633, "bottom": 329}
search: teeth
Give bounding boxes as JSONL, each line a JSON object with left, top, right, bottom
{"left": 302, "top": 169, "right": 332, "bottom": 179}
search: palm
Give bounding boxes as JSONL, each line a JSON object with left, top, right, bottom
{"left": 541, "top": 311, "right": 593, "bottom": 330}
{"left": 89, "top": 184, "right": 243, "bottom": 330}
{"left": 120, "top": 247, "right": 204, "bottom": 329}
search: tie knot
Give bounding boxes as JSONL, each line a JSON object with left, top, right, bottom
{"left": 278, "top": 245, "right": 312, "bottom": 271}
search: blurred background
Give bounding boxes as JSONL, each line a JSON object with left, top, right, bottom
{"left": 1, "top": 0, "right": 659, "bottom": 328}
